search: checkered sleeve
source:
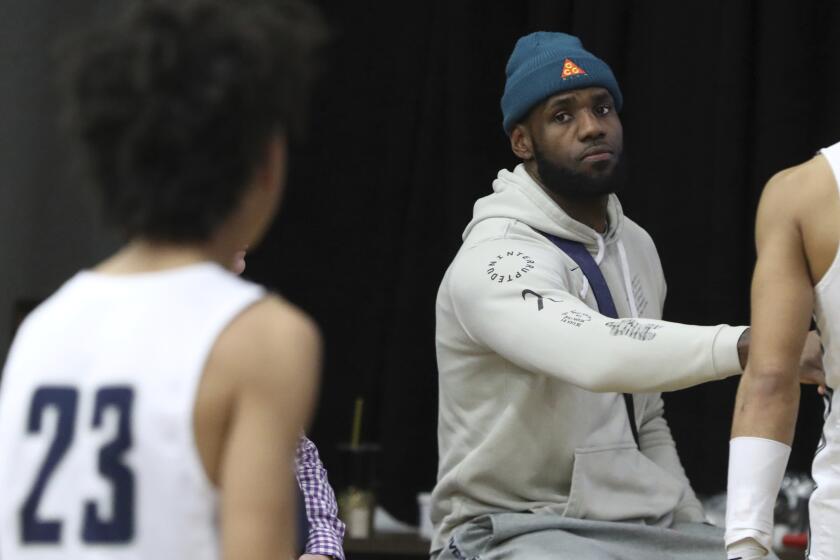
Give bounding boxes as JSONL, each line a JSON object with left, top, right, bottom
{"left": 295, "top": 436, "right": 346, "bottom": 560}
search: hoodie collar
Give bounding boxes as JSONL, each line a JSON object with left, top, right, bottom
{"left": 463, "top": 163, "right": 625, "bottom": 250}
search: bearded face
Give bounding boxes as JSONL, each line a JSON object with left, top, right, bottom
{"left": 516, "top": 87, "right": 625, "bottom": 199}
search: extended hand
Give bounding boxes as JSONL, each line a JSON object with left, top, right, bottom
{"left": 799, "top": 330, "right": 827, "bottom": 394}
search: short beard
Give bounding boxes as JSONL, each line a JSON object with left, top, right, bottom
{"left": 533, "top": 143, "right": 626, "bottom": 199}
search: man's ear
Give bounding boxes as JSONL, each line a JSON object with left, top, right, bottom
{"left": 258, "top": 134, "right": 287, "bottom": 195}
{"left": 510, "top": 124, "right": 534, "bottom": 161}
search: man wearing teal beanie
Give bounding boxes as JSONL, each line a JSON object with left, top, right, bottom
{"left": 429, "top": 31, "right": 800, "bottom": 559}
{"left": 501, "top": 31, "right": 623, "bottom": 134}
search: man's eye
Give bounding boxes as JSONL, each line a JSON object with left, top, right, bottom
{"left": 553, "top": 113, "right": 572, "bottom": 123}
{"left": 595, "top": 104, "right": 612, "bottom": 116}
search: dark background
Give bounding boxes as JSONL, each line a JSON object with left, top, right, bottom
{"left": 4, "top": 0, "right": 840, "bottom": 525}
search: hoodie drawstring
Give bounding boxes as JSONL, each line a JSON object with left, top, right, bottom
{"left": 617, "top": 239, "right": 639, "bottom": 318}
{"left": 594, "top": 234, "right": 606, "bottom": 265}
{"left": 582, "top": 235, "right": 638, "bottom": 317}
{"left": 580, "top": 235, "right": 607, "bottom": 301}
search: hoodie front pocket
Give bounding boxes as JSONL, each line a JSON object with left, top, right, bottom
{"left": 563, "top": 443, "right": 686, "bottom": 523}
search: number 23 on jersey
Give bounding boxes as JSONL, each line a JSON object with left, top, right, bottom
{"left": 21, "top": 385, "right": 135, "bottom": 545}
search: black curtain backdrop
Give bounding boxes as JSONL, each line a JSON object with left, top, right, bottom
{"left": 244, "top": 0, "right": 840, "bottom": 523}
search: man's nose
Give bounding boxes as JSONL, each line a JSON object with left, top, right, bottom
{"left": 577, "top": 110, "right": 606, "bottom": 141}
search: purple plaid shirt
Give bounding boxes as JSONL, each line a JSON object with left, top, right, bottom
{"left": 295, "top": 436, "right": 345, "bottom": 559}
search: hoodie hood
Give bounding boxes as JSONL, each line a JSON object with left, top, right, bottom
{"left": 463, "top": 163, "right": 625, "bottom": 250}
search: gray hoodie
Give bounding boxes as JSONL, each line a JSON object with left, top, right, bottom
{"left": 430, "top": 164, "right": 746, "bottom": 552}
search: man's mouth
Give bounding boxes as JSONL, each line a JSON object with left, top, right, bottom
{"left": 580, "top": 146, "right": 613, "bottom": 162}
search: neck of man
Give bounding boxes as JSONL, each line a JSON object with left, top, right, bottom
{"left": 95, "top": 222, "right": 247, "bottom": 276}
{"left": 524, "top": 161, "right": 610, "bottom": 234}
{"left": 95, "top": 187, "right": 267, "bottom": 276}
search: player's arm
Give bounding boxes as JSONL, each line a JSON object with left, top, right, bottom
{"left": 447, "top": 238, "right": 746, "bottom": 393}
{"left": 725, "top": 173, "right": 814, "bottom": 559}
{"left": 216, "top": 298, "right": 321, "bottom": 560}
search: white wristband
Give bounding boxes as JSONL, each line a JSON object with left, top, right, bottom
{"left": 726, "top": 537, "right": 768, "bottom": 560}
{"left": 725, "top": 437, "right": 791, "bottom": 553}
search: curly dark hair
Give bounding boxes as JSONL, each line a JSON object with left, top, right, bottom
{"left": 64, "top": 0, "right": 325, "bottom": 242}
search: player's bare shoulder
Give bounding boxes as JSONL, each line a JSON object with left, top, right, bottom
{"left": 761, "top": 154, "right": 840, "bottom": 284}
{"left": 194, "top": 295, "right": 321, "bottom": 485}
{"left": 216, "top": 294, "right": 322, "bottom": 387}
{"left": 762, "top": 155, "right": 835, "bottom": 215}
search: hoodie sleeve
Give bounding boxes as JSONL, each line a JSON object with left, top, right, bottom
{"left": 446, "top": 236, "right": 745, "bottom": 393}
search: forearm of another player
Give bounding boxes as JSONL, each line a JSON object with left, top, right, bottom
{"left": 726, "top": 367, "right": 799, "bottom": 552}
{"left": 731, "top": 366, "right": 800, "bottom": 444}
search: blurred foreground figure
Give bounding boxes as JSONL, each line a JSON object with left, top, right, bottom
{"left": 0, "top": 1, "right": 324, "bottom": 559}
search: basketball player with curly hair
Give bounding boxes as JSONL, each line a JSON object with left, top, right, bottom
{"left": 0, "top": 1, "right": 325, "bottom": 559}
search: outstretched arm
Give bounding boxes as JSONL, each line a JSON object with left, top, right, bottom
{"left": 447, "top": 238, "right": 748, "bottom": 394}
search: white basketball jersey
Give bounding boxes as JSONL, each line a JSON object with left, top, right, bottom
{"left": 815, "top": 141, "right": 840, "bottom": 393}
{"left": 809, "top": 141, "right": 840, "bottom": 560}
{"left": 0, "top": 262, "right": 264, "bottom": 559}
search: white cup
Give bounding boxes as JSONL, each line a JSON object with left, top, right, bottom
{"left": 417, "top": 492, "right": 433, "bottom": 540}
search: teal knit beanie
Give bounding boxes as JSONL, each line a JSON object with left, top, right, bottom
{"left": 501, "top": 32, "right": 623, "bottom": 134}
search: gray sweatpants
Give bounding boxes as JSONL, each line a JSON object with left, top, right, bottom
{"left": 433, "top": 513, "right": 781, "bottom": 560}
